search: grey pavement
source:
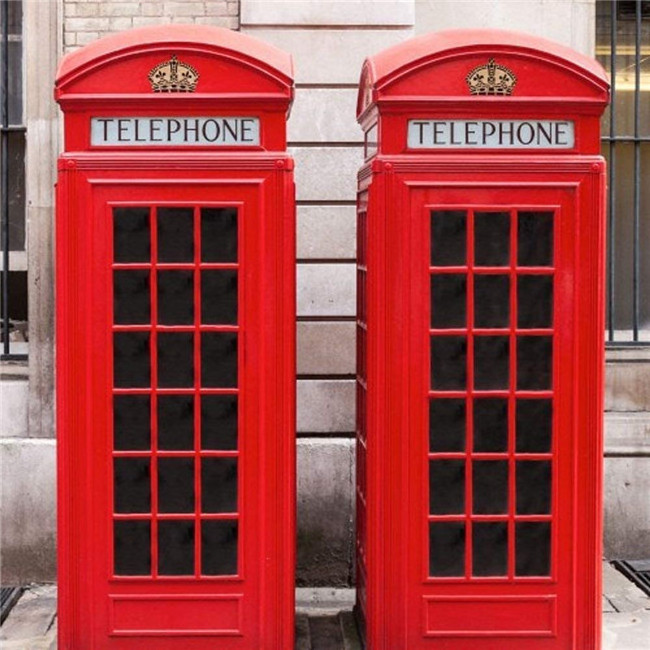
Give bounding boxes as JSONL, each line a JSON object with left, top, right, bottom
{"left": 1, "top": 563, "right": 648, "bottom": 649}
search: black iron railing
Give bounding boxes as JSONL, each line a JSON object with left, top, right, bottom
{"left": 600, "top": 0, "right": 650, "bottom": 344}
{"left": 0, "top": 0, "right": 26, "bottom": 360}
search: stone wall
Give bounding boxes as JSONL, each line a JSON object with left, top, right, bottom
{"left": 63, "top": 0, "right": 239, "bottom": 51}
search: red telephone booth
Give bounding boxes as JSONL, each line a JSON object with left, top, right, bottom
{"left": 55, "top": 25, "right": 295, "bottom": 649}
{"left": 355, "top": 30, "right": 609, "bottom": 649}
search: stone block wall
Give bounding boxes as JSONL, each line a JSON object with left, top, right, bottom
{"left": 63, "top": 0, "right": 239, "bottom": 51}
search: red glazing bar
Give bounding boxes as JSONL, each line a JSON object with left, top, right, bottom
{"left": 150, "top": 206, "right": 159, "bottom": 579}
{"left": 507, "top": 208, "right": 518, "bottom": 580}
{"left": 465, "top": 208, "right": 475, "bottom": 580}
{"left": 193, "top": 204, "right": 202, "bottom": 578}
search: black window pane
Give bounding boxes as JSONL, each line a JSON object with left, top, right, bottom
{"left": 114, "top": 271, "right": 150, "bottom": 324}
{"left": 429, "top": 522, "right": 465, "bottom": 577}
{"left": 429, "top": 399, "right": 466, "bottom": 452}
{"left": 158, "top": 333, "right": 194, "bottom": 388}
{"left": 431, "top": 210, "right": 466, "bottom": 266}
{"left": 201, "top": 333, "right": 238, "bottom": 388}
{"left": 517, "top": 336, "right": 552, "bottom": 390}
{"left": 516, "top": 522, "right": 551, "bottom": 576}
{"left": 158, "top": 395, "right": 194, "bottom": 450}
{"left": 202, "top": 208, "right": 238, "bottom": 263}
{"left": 114, "top": 395, "right": 150, "bottom": 451}
{"left": 474, "top": 336, "right": 509, "bottom": 390}
{"left": 201, "top": 458, "right": 238, "bottom": 513}
{"left": 202, "top": 520, "right": 238, "bottom": 575}
{"left": 473, "top": 522, "right": 508, "bottom": 577}
{"left": 158, "top": 458, "right": 195, "bottom": 513}
{"left": 114, "top": 332, "right": 150, "bottom": 388}
{"left": 158, "top": 271, "right": 194, "bottom": 325}
{"left": 518, "top": 275, "right": 553, "bottom": 329}
{"left": 157, "top": 207, "right": 193, "bottom": 263}
{"left": 430, "top": 460, "right": 465, "bottom": 514}
{"left": 516, "top": 461, "right": 552, "bottom": 514}
{"left": 516, "top": 399, "right": 553, "bottom": 453}
{"left": 431, "top": 274, "right": 466, "bottom": 328}
{"left": 114, "top": 458, "right": 150, "bottom": 513}
{"left": 114, "top": 521, "right": 150, "bottom": 576}
{"left": 474, "top": 275, "right": 510, "bottom": 328}
{"left": 473, "top": 461, "right": 509, "bottom": 514}
{"left": 518, "top": 212, "right": 553, "bottom": 267}
{"left": 114, "top": 208, "right": 150, "bottom": 263}
{"left": 202, "top": 395, "right": 238, "bottom": 450}
{"left": 473, "top": 398, "right": 508, "bottom": 452}
{"left": 158, "top": 521, "right": 194, "bottom": 576}
{"left": 431, "top": 336, "right": 467, "bottom": 390}
{"left": 202, "top": 270, "right": 238, "bottom": 325}
{"left": 474, "top": 212, "right": 510, "bottom": 267}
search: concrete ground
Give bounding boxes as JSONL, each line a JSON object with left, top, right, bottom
{"left": 1, "top": 563, "right": 648, "bottom": 649}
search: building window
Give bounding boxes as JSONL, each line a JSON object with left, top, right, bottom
{"left": 1, "top": 0, "right": 27, "bottom": 359}
{"left": 597, "top": 0, "right": 650, "bottom": 344}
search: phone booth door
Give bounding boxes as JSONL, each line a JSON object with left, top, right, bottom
{"left": 408, "top": 184, "right": 576, "bottom": 647}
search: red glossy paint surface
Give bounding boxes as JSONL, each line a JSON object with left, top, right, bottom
{"left": 56, "top": 26, "right": 295, "bottom": 649}
{"left": 356, "top": 30, "right": 608, "bottom": 650}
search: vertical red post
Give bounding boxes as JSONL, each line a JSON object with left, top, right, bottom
{"left": 356, "top": 29, "right": 609, "bottom": 649}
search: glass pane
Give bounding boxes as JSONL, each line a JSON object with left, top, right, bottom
{"left": 516, "top": 522, "right": 551, "bottom": 576}
{"left": 8, "top": 132, "right": 25, "bottom": 251}
{"left": 157, "top": 333, "right": 194, "bottom": 388}
{"left": 474, "top": 275, "right": 510, "bottom": 328}
{"left": 201, "top": 395, "right": 238, "bottom": 450}
{"left": 201, "top": 458, "right": 238, "bottom": 513}
{"left": 431, "top": 210, "right": 467, "bottom": 266}
{"left": 114, "top": 521, "right": 151, "bottom": 576}
{"left": 429, "top": 522, "right": 465, "bottom": 577}
{"left": 473, "top": 522, "right": 508, "bottom": 577}
{"left": 516, "top": 461, "right": 552, "bottom": 514}
{"left": 474, "top": 212, "right": 510, "bottom": 267}
{"left": 114, "top": 458, "right": 150, "bottom": 513}
{"left": 114, "top": 395, "right": 150, "bottom": 451}
{"left": 201, "top": 270, "right": 238, "bottom": 325}
{"left": 430, "top": 274, "right": 467, "bottom": 329}
{"left": 517, "top": 336, "right": 552, "bottom": 390}
{"left": 430, "top": 336, "right": 467, "bottom": 390}
{"left": 473, "top": 398, "right": 508, "bottom": 452}
{"left": 157, "top": 208, "right": 193, "bottom": 263}
{"left": 113, "top": 208, "right": 150, "bottom": 263}
{"left": 157, "top": 270, "right": 194, "bottom": 325}
{"left": 429, "top": 398, "right": 466, "bottom": 452}
{"left": 201, "top": 333, "right": 238, "bottom": 387}
{"left": 158, "top": 395, "right": 194, "bottom": 450}
{"left": 114, "top": 270, "right": 150, "bottom": 324}
{"left": 158, "top": 458, "right": 195, "bottom": 513}
{"left": 429, "top": 460, "right": 465, "bottom": 514}
{"left": 518, "top": 212, "right": 553, "bottom": 267}
{"left": 8, "top": 40, "right": 23, "bottom": 125}
{"left": 474, "top": 336, "right": 509, "bottom": 390}
{"left": 473, "top": 461, "right": 509, "bottom": 514}
{"left": 201, "top": 208, "right": 238, "bottom": 263}
{"left": 158, "top": 521, "right": 194, "bottom": 576}
{"left": 202, "top": 520, "right": 238, "bottom": 575}
{"left": 518, "top": 275, "right": 553, "bottom": 329}
{"left": 114, "top": 332, "right": 150, "bottom": 388}
{"left": 516, "top": 399, "right": 553, "bottom": 453}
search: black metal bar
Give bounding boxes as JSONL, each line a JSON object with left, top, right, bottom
{"left": 1, "top": 0, "right": 10, "bottom": 357}
{"left": 632, "top": 0, "right": 641, "bottom": 341}
{"left": 603, "top": 135, "right": 650, "bottom": 142}
{"left": 607, "top": 0, "right": 617, "bottom": 342}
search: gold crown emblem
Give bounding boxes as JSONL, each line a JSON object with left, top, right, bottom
{"left": 466, "top": 58, "right": 516, "bottom": 96}
{"left": 148, "top": 55, "right": 199, "bottom": 93}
